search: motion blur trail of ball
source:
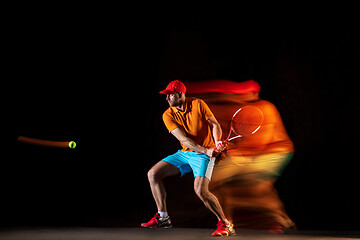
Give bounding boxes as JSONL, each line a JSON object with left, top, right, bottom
{"left": 17, "top": 136, "right": 76, "bottom": 149}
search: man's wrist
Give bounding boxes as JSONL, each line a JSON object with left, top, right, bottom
{"left": 201, "top": 147, "right": 207, "bottom": 155}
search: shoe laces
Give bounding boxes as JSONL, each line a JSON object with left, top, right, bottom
{"left": 148, "top": 213, "right": 160, "bottom": 224}
{"left": 216, "top": 220, "right": 228, "bottom": 231}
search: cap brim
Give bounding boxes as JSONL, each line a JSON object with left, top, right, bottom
{"left": 159, "top": 90, "right": 175, "bottom": 95}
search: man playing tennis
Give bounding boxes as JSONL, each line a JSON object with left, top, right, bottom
{"left": 141, "top": 80, "right": 234, "bottom": 237}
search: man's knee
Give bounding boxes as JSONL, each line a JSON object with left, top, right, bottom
{"left": 147, "top": 168, "right": 160, "bottom": 183}
{"left": 147, "top": 162, "right": 168, "bottom": 182}
{"left": 194, "top": 185, "right": 210, "bottom": 202}
{"left": 148, "top": 161, "right": 180, "bottom": 183}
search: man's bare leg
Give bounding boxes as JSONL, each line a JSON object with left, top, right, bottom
{"left": 147, "top": 161, "right": 180, "bottom": 212}
{"left": 194, "top": 176, "right": 227, "bottom": 221}
{"left": 194, "top": 176, "right": 235, "bottom": 236}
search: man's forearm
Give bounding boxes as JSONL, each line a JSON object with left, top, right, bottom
{"left": 212, "top": 123, "right": 222, "bottom": 143}
{"left": 171, "top": 127, "right": 214, "bottom": 156}
{"left": 181, "top": 138, "right": 207, "bottom": 154}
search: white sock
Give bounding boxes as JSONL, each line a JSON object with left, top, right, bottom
{"left": 158, "top": 211, "right": 168, "bottom": 218}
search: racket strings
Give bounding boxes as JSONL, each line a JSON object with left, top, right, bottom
{"left": 231, "top": 108, "right": 263, "bottom": 136}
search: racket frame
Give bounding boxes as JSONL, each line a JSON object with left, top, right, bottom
{"left": 225, "top": 106, "right": 264, "bottom": 142}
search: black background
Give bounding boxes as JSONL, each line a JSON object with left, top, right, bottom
{"left": 3, "top": 6, "right": 359, "bottom": 231}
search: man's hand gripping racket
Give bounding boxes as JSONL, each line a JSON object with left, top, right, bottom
{"left": 211, "top": 106, "right": 264, "bottom": 161}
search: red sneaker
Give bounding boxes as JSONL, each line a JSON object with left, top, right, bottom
{"left": 268, "top": 224, "right": 284, "bottom": 234}
{"left": 212, "top": 220, "right": 236, "bottom": 237}
{"left": 141, "top": 213, "right": 172, "bottom": 229}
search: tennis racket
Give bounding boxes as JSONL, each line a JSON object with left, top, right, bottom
{"left": 225, "top": 105, "right": 264, "bottom": 143}
{"left": 211, "top": 106, "right": 264, "bottom": 160}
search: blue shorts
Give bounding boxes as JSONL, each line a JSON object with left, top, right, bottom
{"left": 162, "top": 150, "right": 215, "bottom": 180}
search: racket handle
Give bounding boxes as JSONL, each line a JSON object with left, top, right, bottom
{"left": 206, "top": 157, "right": 216, "bottom": 179}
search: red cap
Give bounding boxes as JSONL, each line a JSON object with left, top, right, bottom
{"left": 159, "top": 80, "right": 187, "bottom": 94}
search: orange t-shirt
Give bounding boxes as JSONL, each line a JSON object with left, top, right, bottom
{"left": 162, "top": 97, "right": 216, "bottom": 151}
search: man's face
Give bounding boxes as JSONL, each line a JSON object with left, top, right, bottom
{"left": 166, "top": 92, "right": 182, "bottom": 107}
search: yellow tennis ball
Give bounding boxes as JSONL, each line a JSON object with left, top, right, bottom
{"left": 69, "top": 141, "right": 76, "bottom": 149}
